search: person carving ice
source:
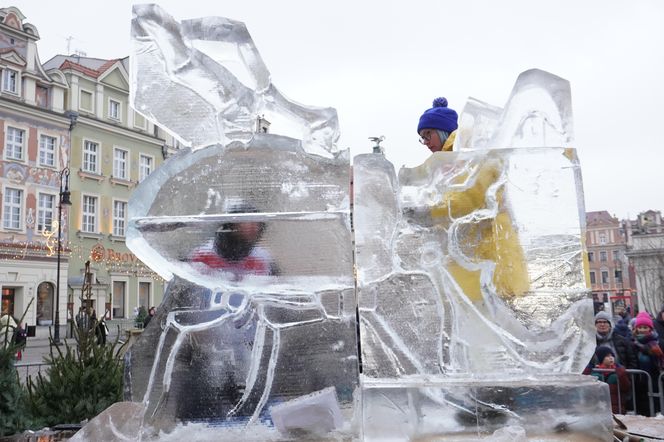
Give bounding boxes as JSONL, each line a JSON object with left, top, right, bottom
{"left": 416, "top": 97, "right": 529, "bottom": 302}
{"left": 417, "top": 97, "right": 458, "bottom": 154}
{"left": 189, "top": 203, "right": 278, "bottom": 281}
{"left": 174, "top": 201, "right": 279, "bottom": 421}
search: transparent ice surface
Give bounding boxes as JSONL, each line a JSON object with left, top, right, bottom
{"left": 352, "top": 69, "right": 602, "bottom": 439}
{"left": 455, "top": 69, "right": 574, "bottom": 150}
{"left": 361, "top": 375, "right": 612, "bottom": 441}
{"left": 354, "top": 147, "right": 593, "bottom": 377}
{"left": 125, "top": 137, "right": 357, "bottom": 437}
{"left": 131, "top": 4, "right": 340, "bottom": 157}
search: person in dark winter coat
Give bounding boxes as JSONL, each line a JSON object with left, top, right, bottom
{"left": 12, "top": 322, "right": 27, "bottom": 361}
{"left": 591, "top": 311, "right": 637, "bottom": 369}
{"left": 654, "top": 305, "right": 664, "bottom": 353}
{"left": 143, "top": 306, "right": 156, "bottom": 328}
{"left": 632, "top": 311, "right": 664, "bottom": 415}
{"left": 584, "top": 346, "right": 631, "bottom": 414}
{"left": 614, "top": 319, "right": 633, "bottom": 341}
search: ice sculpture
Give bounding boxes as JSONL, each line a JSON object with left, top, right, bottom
{"left": 122, "top": 4, "right": 357, "bottom": 440}
{"left": 354, "top": 70, "right": 612, "bottom": 439}
{"left": 72, "top": 4, "right": 612, "bottom": 440}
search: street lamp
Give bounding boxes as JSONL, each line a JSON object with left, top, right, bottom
{"left": 54, "top": 167, "right": 72, "bottom": 344}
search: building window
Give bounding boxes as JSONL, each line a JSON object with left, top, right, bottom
{"left": 139, "top": 281, "right": 151, "bottom": 310}
{"left": 588, "top": 252, "right": 594, "bottom": 262}
{"left": 598, "top": 233, "right": 607, "bottom": 245}
{"left": 36, "top": 282, "right": 54, "bottom": 325}
{"left": 81, "top": 195, "right": 97, "bottom": 233}
{"left": 2, "top": 68, "right": 18, "bottom": 94}
{"left": 139, "top": 154, "right": 153, "bottom": 182}
{"left": 614, "top": 269, "right": 623, "bottom": 283}
{"left": 2, "top": 187, "right": 23, "bottom": 229}
{"left": 1, "top": 288, "right": 15, "bottom": 316}
{"left": 612, "top": 250, "right": 619, "bottom": 261}
{"left": 39, "top": 134, "right": 57, "bottom": 167}
{"left": 82, "top": 140, "right": 99, "bottom": 173}
{"left": 36, "top": 85, "right": 49, "bottom": 108}
{"left": 134, "top": 111, "right": 147, "bottom": 130}
{"left": 80, "top": 90, "right": 93, "bottom": 112}
{"left": 589, "top": 271, "right": 596, "bottom": 285}
{"left": 109, "top": 99, "right": 121, "bottom": 120}
{"left": 37, "top": 193, "right": 56, "bottom": 232}
{"left": 113, "top": 200, "right": 127, "bottom": 237}
{"left": 601, "top": 271, "right": 609, "bottom": 284}
{"left": 5, "top": 127, "right": 25, "bottom": 161}
{"left": 112, "top": 280, "right": 126, "bottom": 318}
{"left": 113, "top": 148, "right": 128, "bottom": 180}
{"left": 600, "top": 251, "right": 607, "bottom": 262}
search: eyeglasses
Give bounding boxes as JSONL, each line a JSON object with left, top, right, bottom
{"left": 595, "top": 320, "right": 610, "bottom": 325}
{"left": 419, "top": 130, "right": 433, "bottom": 144}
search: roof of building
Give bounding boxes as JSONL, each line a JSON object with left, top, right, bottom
{"left": 43, "top": 55, "right": 126, "bottom": 79}
{"left": 586, "top": 210, "right": 619, "bottom": 227}
{"left": 0, "top": 7, "right": 39, "bottom": 39}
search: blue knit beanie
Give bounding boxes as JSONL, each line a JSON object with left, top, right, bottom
{"left": 417, "top": 97, "right": 459, "bottom": 134}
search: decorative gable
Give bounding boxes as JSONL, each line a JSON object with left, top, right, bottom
{"left": 100, "top": 67, "right": 129, "bottom": 90}
{"left": 0, "top": 49, "right": 26, "bottom": 67}
{"left": 2, "top": 12, "right": 21, "bottom": 30}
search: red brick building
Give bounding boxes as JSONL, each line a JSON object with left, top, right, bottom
{"left": 586, "top": 210, "right": 636, "bottom": 316}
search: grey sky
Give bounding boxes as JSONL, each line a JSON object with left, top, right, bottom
{"left": 10, "top": 0, "right": 663, "bottom": 220}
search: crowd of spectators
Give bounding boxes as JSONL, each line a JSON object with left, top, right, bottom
{"left": 585, "top": 305, "right": 664, "bottom": 415}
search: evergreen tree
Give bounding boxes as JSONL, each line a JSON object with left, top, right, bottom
{"left": 27, "top": 262, "right": 124, "bottom": 427}
{"left": 0, "top": 302, "right": 34, "bottom": 436}
{"left": 0, "top": 339, "right": 32, "bottom": 435}
{"left": 26, "top": 323, "right": 124, "bottom": 427}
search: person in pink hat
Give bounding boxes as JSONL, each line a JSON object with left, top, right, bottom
{"left": 632, "top": 311, "right": 664, "bottom": 415}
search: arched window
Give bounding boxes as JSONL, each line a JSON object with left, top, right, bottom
{"left": 36, "top": 282, "right": 54, "bottom": 325}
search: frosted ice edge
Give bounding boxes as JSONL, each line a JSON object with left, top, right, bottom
{"left": 130, "top": 4, "right": 340, "bottom": 156}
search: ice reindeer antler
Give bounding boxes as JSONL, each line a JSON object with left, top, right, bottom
{"left": 131, "top": 4, "right": 339, "bottom": 156}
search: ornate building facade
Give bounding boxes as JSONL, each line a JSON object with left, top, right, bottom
{"left": 1, "top": 7, "right": 179, "bottom": 337}
{"left": 42, "top": 54, "right": 168, "bottom": 321}
{"left": 0, "top": 6, "right": 71, "bottom": 328}
{"left": 624, "top": 210, "right": 664, "bottom": 315}
{"left": 585, "top": 210, "right": 636, "bottom": 316}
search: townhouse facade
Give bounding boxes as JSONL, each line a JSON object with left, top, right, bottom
{"left": 624, "top": 210, "right": 664, "bottom": 315}
{"left": 585, "top": 210, "right": 636, "bottom": 315}
{"left": 0, "top": 7, "right": 72, "bottom": 328}
{"left": 42, "top": 54, "right": 168, "bottom": 322}
{"left": 1, "top": 7, "right": 180, "bottom": 337}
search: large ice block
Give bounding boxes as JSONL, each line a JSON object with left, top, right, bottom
{"left": 353, "top": 69, "right": 607, "bottom": 439}
{"left": 124, "top": 136, "right": 358, "bottom": 438}
{"left": 121, "top": 5, "right": 358, "bottom": 439}
{"left": 355, "top": 148, "right": 593, "bottom": 376}
{"left": 361, "top": 375, "right": 612, "bottom": 440}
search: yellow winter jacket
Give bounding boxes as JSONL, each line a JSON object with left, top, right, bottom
{"left": 430, "top": 132, "right": 530, "bottom": 302}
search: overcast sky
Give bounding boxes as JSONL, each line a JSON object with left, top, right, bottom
{"left": 9, "top": 0, "right": 663, "bottom": 220}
